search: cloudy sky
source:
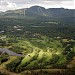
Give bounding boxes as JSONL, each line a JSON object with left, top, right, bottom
{"left": 0, "top": 0, "right": 75, "bottom": 11}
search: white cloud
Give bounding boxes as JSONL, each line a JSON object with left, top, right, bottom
{"left": 0, "top": 0, "right": 74, "bottom": 11}
{"left": 38, "top": 0, "right": 74, "bottom": 9}
{"left": 7, "top": 2, "right": 16, "bottom": 8}
{"left": 61, "top": 1, "right": 74, "bottom": 9}
{"left": 0, "top": 0, "right": 17, "bottom": 11}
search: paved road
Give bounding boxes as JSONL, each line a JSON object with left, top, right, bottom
{"left": 0, "top": 48, "right": 22, "bottom": 56}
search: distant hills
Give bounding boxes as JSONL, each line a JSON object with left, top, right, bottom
{"left": 0, "top": 6, "right": 75, "bottom": 23}
{"left": 0, "top": 11, "right": 2, "bottom": 13}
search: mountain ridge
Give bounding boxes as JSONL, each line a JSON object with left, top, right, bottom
{"left": 0, "top": 5, "right": 75, "bottom": 23}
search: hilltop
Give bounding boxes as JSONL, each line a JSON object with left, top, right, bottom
{"left": 0, "top": 6, "right": 75, "bottom": 23}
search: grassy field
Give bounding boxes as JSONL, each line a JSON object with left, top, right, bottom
{"left": 0, "top": 35, "right": 75, "bottom": 75}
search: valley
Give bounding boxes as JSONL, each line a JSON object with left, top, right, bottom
{"left": 0, "top": 5, "right": 75, "bottom": 75}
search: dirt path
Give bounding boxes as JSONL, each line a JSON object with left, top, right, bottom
{"left": 0, "top": 56, "right": 19, "bottom": 75}
{"left": 0, "top": 68, "right": 19, "bottom": 75}
{"left": 67, "top": 56, "right": 75, "bottom": 68}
